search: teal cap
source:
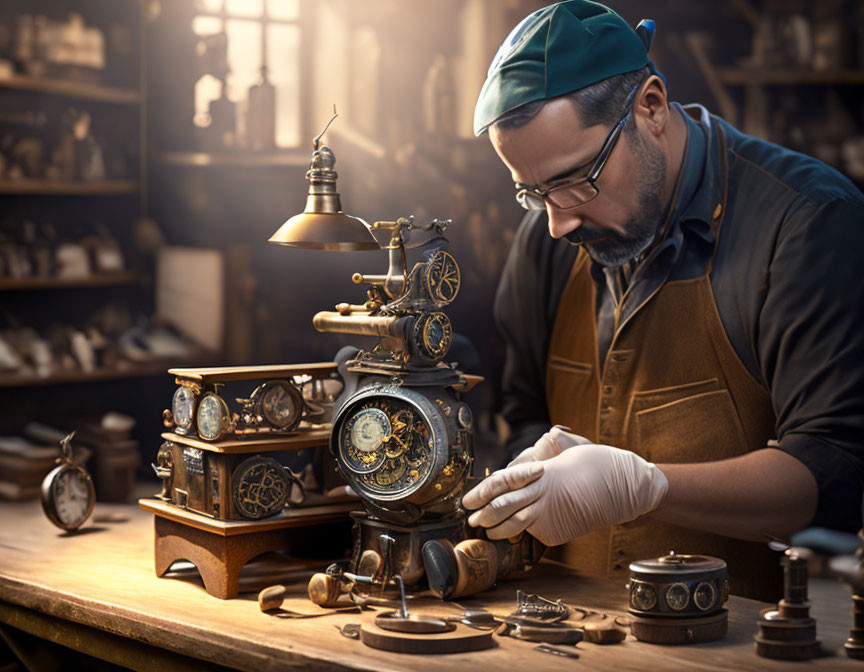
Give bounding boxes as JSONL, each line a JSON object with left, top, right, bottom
{"left": 474, "top": 1, "right": 655, "bottom": 136}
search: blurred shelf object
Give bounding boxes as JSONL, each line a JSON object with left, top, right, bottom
{"left": 0, "top": 180, "right": 138, "bottom": 196}
{"left": 158, "top": 150, "right": 309, "bottom": 168}
{"left": 0, "top": 356, "right": 217, "bottom": 389}
{"left": 717, "top": 69, "right": 864, "bottom": 86}
{"left": 0, "top": 272, "right": 139, "bottom": 291}
{"left": 0, "top": 74, "right": 141, "bottom": 105}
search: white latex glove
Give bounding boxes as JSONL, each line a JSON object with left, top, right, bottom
{"left": 462, "top": 430, "right": 669, "bottom": 546}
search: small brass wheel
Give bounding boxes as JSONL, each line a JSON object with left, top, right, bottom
{"left": 426, "top": 249, "right": 461, "bottom": 306}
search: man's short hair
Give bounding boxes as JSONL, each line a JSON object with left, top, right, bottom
{"left": 493, "top": 66, "right": 651, "bottom": 132}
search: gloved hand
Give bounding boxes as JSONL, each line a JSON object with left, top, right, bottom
{"left": 462, "top": 428, "right": 669, "bottom": 546}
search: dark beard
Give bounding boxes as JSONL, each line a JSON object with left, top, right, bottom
{"left": 570, "top": 130, "right": 667, "bottom": 268}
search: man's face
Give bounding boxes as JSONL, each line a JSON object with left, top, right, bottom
{"left": 490, "top": 96, "right": 667, "bottom": 267}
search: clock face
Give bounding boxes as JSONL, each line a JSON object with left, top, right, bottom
{"left": 44, "top": 466, "right": 94, "bottom": 530}
{"left": 337, "top": 394, "right": 436, "bottom": 498}
{"left": 172, "top": 386, "right": 196, "bottom": 431}
{"left": 197, "top": 393, "right": 229, "bottom": 440}
{"left": 259, "top": 381, "right": 301, "bottom": 429}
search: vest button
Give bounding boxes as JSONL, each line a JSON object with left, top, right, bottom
{"left": 602, "top": 386, "right": 613, "bottom": 394}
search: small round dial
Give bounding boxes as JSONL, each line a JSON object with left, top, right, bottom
{"left": 375, "top": 457, "right": 406, "bottom": 486}
{"left": 351, "top": 408, "right": 390, "bottom": 453}
{"left": 341, "top": 407, "right": 390, "bottom": 474}
{"left": 412, "top": 312, "right": 452, "bottom": 361}
{"left": 172, "top": 386, "right": 196, "bottom": 431}
{"left": 259, "top": 381, "right": 302, "bottom": 430}
{"left": 197, "top": 393, "right": 230, "bottom": 441}
{"left": 630, "top": 581, "right": 658, "bottom": 611}
{"left": 665, "top": 583, "right": 690, "bottom": 611}
{"left": 693, "top": 581, "right": 716, "bottom": 611}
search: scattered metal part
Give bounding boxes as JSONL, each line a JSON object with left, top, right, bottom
{"left": 396, "top": 575, "right": 409, "bottom": 618}
{"left": 499, "top": 617, "right": 584, "bottom": 644}
{"left": 535, "top": 644, "right": 580, "bottom": 659}
{"left": 338, "top": 623, "right": 361, "bottom": 639}
{"left": 274, "top": 605, "right": 360, "bottom": 619}
{"left": 513, "top": 590, "right": 570, "bottom": 622}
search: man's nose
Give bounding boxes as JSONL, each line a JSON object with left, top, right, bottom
{"left": 547, "top": 204, "right": 583, "bottom": 239}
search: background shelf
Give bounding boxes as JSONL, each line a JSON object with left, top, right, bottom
{"left": 0, "top": 74, "right": 141, "bottom": 104}
{"left": 717, "top": 69, "right": 864, "bottom": 86}
{"left": 0, "top": 180, "right": 139, "bottom": 195}
{"left": 0, "top": 356, "right": 216, "bottom": 388}
{"left": 0, "top": 272, "right": 140, "bottom": 291}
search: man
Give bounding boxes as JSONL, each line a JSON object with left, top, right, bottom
{"left": 462, "top": 0, "right": 864, "bottom": 601}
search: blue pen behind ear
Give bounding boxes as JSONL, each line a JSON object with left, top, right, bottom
{"left": 635, "top": 19, "right": 667, "bottom": 88}
{"left": 636, "top": 19, "right": 655, "bottom": 50}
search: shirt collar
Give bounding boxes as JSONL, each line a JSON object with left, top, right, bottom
{"left": 673, "top": 102, "right": 715, "bottom": 243}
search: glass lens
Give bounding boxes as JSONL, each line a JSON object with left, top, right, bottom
{"left": 665, "top": 584, "right": 690, "bottom": 611}
{"left": 172, "top": 386, "right": 195, "bottom": 429}
{"left": 547, "top": 180, "right": 598, "bottom": 209}
{"left": 693, "top": 582, "right": 716, "bottom": 611}
{"left": 631, "top": 582, "right": 658, "bottom": 611}
{"left": 262, "top": 383, "right": 297, "bottom": 427}
{"left": 516, "top": 190, "right": 546, "bottom": 211}
{"left": 197, "top": 395, "right": 226, "bottom": 440}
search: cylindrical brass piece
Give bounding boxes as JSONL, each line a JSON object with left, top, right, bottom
{"left": 258, "top": 585, "right": 287, "bottom": 611}
{"left": 312, "top": 311, "right": 401, "bottom": 337}
{"left": 308, "top": 572, "right": 343, "bottom": 607}
{"left": 352, "top": 274, "right": 405, "bottom": 286}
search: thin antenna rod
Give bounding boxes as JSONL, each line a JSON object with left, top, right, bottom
{"left": 313, "top": 105, "right": 338, "bottom": 150}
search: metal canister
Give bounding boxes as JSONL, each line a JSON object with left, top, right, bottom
{"left": 629, "top": 552, "right": 729, "bottom": 618}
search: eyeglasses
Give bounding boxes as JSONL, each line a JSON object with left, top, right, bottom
{"left": 514, "top": 83, "right": 642, "bottom": 211}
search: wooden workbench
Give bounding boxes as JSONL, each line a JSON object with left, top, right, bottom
{"left": 0, "top": 497, "right": 860, "bottom": 671}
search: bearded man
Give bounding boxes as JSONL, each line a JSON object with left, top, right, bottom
{"left": 462, "top": 0, "right": 864, "bottom": 600}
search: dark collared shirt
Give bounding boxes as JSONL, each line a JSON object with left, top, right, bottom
{"left": 495, "top": 103, "right": 864, "bottom": 531}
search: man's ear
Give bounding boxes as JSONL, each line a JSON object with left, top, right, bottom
{"left": 634, "top": 75, "right": 669, "bottom": 137}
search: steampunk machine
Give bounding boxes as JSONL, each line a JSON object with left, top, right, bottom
{"left": 139, "top": 362, "right": 354, "bottom": 599}
{"left": 267, "top": 115, "right": 543, "bottom": 604}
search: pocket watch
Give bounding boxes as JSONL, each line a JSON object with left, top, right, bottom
{"left": 41, "top": 432, "right": 95, "bottom": 532}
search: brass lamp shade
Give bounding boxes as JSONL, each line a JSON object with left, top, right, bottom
{"left": 269, "top": 211, "right": 377, "bottom": 251}
{"left": 269, "top": 143, "right": 379, "bottom": 251}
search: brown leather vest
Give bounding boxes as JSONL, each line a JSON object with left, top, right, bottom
{"left": 545, "top": 155, "right": 782, "bottom": 602}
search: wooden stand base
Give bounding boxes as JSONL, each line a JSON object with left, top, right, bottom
{"left": 140, "top": 498, "right": 353, "bottom": 599}
{"left": 630, "top": 610, "right": 728, "bottom": 644}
